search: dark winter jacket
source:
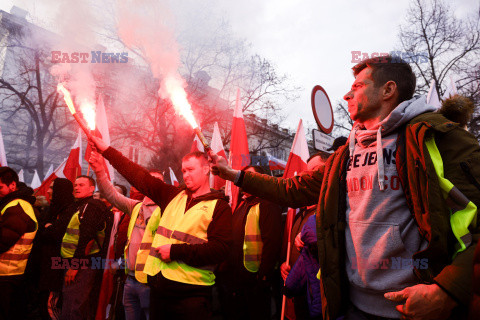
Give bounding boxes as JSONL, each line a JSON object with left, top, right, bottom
{"left": 283, "top": 206, "right": 316, "bottom": 266}
{"left": 228, "top": 195, "right": 282, "bottom": 285}
{"left": 103, "top": 146, "right": 232, "bottom": 297}
{"left": 285, "top": 214, "right": 322, "bottom": 318}
{"left": 0, "top": 183, "right": 37, "bottom": 255}
{"left": 236, "top": 112, "right": 480, "bottom": 319}
{"left": 38, "top": 178, "right": 75, "bottom": 291}
{"left": 70, "top": 196, "right": 110, "bottom": 260}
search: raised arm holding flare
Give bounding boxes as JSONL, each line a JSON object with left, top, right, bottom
{"left": 89, "top": 135, "right": 232, "bottom": 320}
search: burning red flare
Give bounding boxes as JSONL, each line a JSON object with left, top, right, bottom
{"left": 57, "top": 83, "right": 76, "bottom": 115}
{"left": 79, "top": 100, "right": 96, "bottom": 131}
{"left": 164, "top": 77, "right": 210, "bottom": 151}
{"left": 57, "top": 83, "right": 94, "bottom": 139}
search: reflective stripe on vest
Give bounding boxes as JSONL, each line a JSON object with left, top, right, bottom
{"left": 143, "top": 191, "right": 217, "bottom": 286}
{"left": 124, "top": 202, "right": 161, "bottom": 284}
{"left": 425, "top": 137, "right": 478, "bottom": 257}
{"left": 243, "top": 203, "right": 262, "bottom": 273}
{"left": 61, "top": 204, "right": 106, "bottom": 258}
{"left": 0, "top": 199, "right": 38, "bottom": 276}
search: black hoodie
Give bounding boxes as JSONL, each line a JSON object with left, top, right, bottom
{"left": 103, "top": 146, "right": 232, "bottom": 297}
{"left": 0, "top": 183, "right": 37, "bottom": 254}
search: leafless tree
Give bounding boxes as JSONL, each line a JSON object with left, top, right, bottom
{"left": 398, "top": 0, "right": 480, "bottom": 138}
{"left": 0, "top": 18, "right": 75, "bottom": 179}
{"left": 332, "top": 101, "right": 353, "bottom": 138}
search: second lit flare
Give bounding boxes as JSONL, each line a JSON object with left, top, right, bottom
{"left": 164, "top": 77, "right": 210, "bottom": 151}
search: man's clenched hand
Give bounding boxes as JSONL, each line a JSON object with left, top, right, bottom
{"left": 208, "top": 150, "right": 239, "bottom": 182}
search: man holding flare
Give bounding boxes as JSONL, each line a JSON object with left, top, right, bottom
{"left": 88, "top": 136, "right": 232, "bottom": 320}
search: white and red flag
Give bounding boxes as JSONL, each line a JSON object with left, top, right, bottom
{"left": 281, "top": 119, "right": 310, "bottom": 319}
{"left": 282, "top": 120, "right": 310, "bottom": 239}
{"left": 64, "top": 130, "right": 82, "bottom": 182}
{"left": 169, "top": 167, "right": 179, "bottom": 187}
{"left": 0, "top": 126, "right": 8, "bottom": 166}
{"left": 190, "top": 134, "right": 205, "bottom": 153}
{"left": 426, "top": 79, "right": 441, "bottom": 109}
{"left": 266, "top": 152, "right": 287, "bottom": 171}
{"left": 226, "top": 88, "right": 250, "bottom": 210}
{"left": 283, "top": 119, "right": 309, "bottom": 179}
{"left": 35, "top": 130, "right": 82, "bottom": 197}
{"left": 84, "top": 95, "right": 114, "bottom": 180}
{"left": 210, "top": 122, "right": 227, "bottom": 190}
{"left": 442, "top": 77, "right": 458, "bottom": 100}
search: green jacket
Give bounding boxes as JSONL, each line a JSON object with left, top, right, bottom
{"left": 239, "top": 112, "right": 480, "bottom": 319}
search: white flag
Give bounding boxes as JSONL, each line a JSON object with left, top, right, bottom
{"left": 0, "top": 126, "right": 7, "bottom": 166}
{"left": 31, "top": 170, "right": 41, "bottom": 189}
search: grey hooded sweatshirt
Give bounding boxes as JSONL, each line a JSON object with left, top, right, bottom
{"left": 345, "top": 96, "right": 437, "bottom": 318}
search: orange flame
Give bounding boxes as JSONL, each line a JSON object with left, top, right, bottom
{"left": 57, "top": 83, "right": 76, "bottom": 115}
{"left": 79, "top": 100, "right": 96, "bottom": 131}
{"left": 165, "top": 77, "right": 198, "bottom": 129}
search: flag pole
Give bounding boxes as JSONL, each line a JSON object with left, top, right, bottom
{"left": 281, "top": 222, "right": 293, "bottom": 320}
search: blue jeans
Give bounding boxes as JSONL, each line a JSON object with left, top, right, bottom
{"left": 123, "top": 276, "right": 150, "bottom": 320}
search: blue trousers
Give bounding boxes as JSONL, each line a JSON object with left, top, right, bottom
{"left": 123, "top": 276, "right": 150, "bottom": 320}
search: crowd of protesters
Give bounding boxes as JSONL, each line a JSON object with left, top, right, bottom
{"left": 1, "top": 55, "right": 479, "bottom": 320}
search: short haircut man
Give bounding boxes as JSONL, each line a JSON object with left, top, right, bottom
{"left": 182, "top": 151, "right": 209, "bottom": 165}
{"left": 352, "top": 55, "right": 416, "bottom": 104}
{"left": 77, "top": 175, "right": 96, "bottom": 188}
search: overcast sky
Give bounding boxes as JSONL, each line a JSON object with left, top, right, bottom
{"left": 1, "top": 0, "right": 478, "bottom": 132}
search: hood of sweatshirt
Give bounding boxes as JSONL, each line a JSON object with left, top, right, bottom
{"left": 348, "top": 95, "right": 437, "bottom": 190}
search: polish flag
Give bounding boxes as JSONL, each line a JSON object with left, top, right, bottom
{"left": 210, "top": 122, "right": 227, "bottom": 190}
{"left": 169, "top": 167, "right": 179, "bottom": 187}
{"left": 283, "top": 119, "right": 309, "bottom": 179}
{"left": 281, "top": 119, "right": 310, "bottom": 319}
{"left": 85, "top": 95, "right": 114, "bottom": 180}
{"left": 35, "top": 130, "right": 82, "bottom": 197}
{"left": 226, "top": 88, "right": 249, "bottom": 210}
{"left": 266, "top": 152, "right": 287, "bottom": 171}
{"left": 0, "top": 126, "right": 8, "bottom": 166}
{"left": 442, "top": 77, "right": 458, "bottom": 100}
{"left": 190, "top": 134, "right": 205, "bottom": 153}
{"left": 63, "top": 130, "right": 82, "bottom": 183}
{"left": 30, "top": 170, "right": 41, "bottom": 189}
{"left": 427, "top": 79, "right": 441, "bottom": 109}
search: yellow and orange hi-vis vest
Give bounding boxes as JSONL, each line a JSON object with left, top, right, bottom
{"left": 125, "top": 202, "right": 161, "bottom": 284}
{"left": 144, "top": 191, "right": 217, "bottom": 286}
{"left": 243, "top": 203, "right": 263, "bottom": 273}
{"left": 0, "top": 199, "right": 38, "bottom": 276}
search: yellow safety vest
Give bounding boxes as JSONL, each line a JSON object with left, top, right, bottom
{"left": 61, "top": 203, "right": 106, "bottom": 258}
{"left": 125, "top": 202, "right": 161, "bottom": 284}
{"left": 143, "top": 191, "right": 217, "bottom": 286}
{"left": 243, "top": 203, "right": 263, "bottom": 273}
{"left": 425, "top": 137, "right": 478, "bottom": 258}
{"left": 0, "top": 199, "right": 38, "bottom": 276}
